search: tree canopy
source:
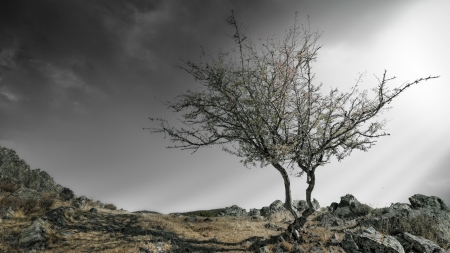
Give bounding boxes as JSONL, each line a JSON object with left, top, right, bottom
{"left": 148, "top": 12, "right": 439, "bottom": 232}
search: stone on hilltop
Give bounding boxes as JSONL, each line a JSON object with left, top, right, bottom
{"left": 338, "top": 194, "right": 361, "bottom": 208}
{"left": 409, "top": 194, "right": 449, "bottom": 211}
{"left": 222, "top": 205, "right": 247, "bottom": 216}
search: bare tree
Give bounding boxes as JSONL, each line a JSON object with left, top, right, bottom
{"left": 147, "top": 11, "right": 439, "bottom": 235}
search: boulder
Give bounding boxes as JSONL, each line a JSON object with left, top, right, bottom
{"left": 221, "top": 205, "right": 247, "bottom": 217}
{"left": 7, "top": 185, "right": 42, "bottom": 200}
{"left": 333, "top": 206, "right": 352, "bottom": 218}
{"left": 409, "top": 194, "right": 449, "bottom": 211}
{"left": 18, "top": 218, "right": 48, "bottom": 252}
{"left": 72, "top": 196, "right": 88, "bottom": 209}
{"left": 338, "top": 194, "right": 361, "bottom": 208}
{"left": 312, "top": 198, "right": 320, "bottom": 210}
{"left": 295, "top": 200, "right": 308, "bottom": 212}
{"left": 249, "top": 208, "right": 260, "bottom": 216}
{"left": 0, "top": 206, "right": 14, "bottom": 219}
{"left": 357, "top": 227, "right": 404, "bottom": 253}
{"left": 44, "top": 206, "right": 74, "bottom": 228}
{"left": 319, "top": 212, "right": 344, "bottom": 227}
{"left": 329, "top": 202, "right": 339, "bottom": 212}
{"left": 341, "top": 233, "right": 360, "bottom": 253}
{"left": 401, "top": 232, "right": 445, "bottom": 253}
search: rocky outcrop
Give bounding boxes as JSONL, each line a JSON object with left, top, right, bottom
{"left": 0, "top": 146, "right": 63, "bottom": 193}
{"left": 409, "top": 194, "right": 449, "bottom": 211}
{"left": 217, "top": 205, "right": 247, "bottom": 217}
{"left": 343, "top": 227, "right": 405, "bottom": 253}
{"left": 7, "top": 185, "right": 42, "bottom": 200}
{"left": 18, "top": 218, "right": 49, "bottom": 252}
{"left": 325, "top": 194, "right": 450, "bottom": 252}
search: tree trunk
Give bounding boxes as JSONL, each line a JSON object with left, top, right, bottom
{"left": 298, "top": 170, "right": 316, "bottom": 227}
{"left": 272, "top": 163, "right": 298, "bottom": 220}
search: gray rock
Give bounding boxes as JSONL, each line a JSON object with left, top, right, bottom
{"left": 222, "top": 205, "right": 247, "bottom": 216}
{"left": 89, "top": 208, "right": 98, "bottom": 213}
{"left": 259, "top": 246, "right": 269, "bottom": 253}
{"left": 72, "top": 196, "right": 88, "bottom": 209}
{"left": 7, "top": 185, "right": 42, "bottom": 200}
{"left": 354, "top": 227, "right": 404, "bottom": 253}
{"left": 338, "top": 194, "right": 361, "bottom": 208}
{"left": 329, "top": 202, "right": 339, "bottom": 212}
{"left": 44, "top": 206, "right": 74, "bottom": 228}
{"left": 312, "top": 198, "right": 320, "bottom": 210}
{"left": 402, "top": 232, "right": 445, "bottom": 253}
{"left": 260, "top": 206, "right": 270, "bottom": 217}
{"left": 18, "top": 218, "right": 48, "bottom": 251}
{"left": 249, "top": 208, "right": 260, "bottom": 216}
{"left": 320, "top": 212, "right": 344, "bottom": 227}
{"left": 334, "top": 206, "right": 352, "bottom": 218}
{"left": 409, "top": 194, "right": 449, "bottom": 211}
{"left": 270, "top": 200, "right": 285, "bottom": 212}
{"left": 296, "top": 200, "right": 308, "bottom": 212}
{"left": 0, "top": 206, "right": 14, "bottom": 219}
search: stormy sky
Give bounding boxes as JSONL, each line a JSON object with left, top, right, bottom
{"left": 1, "top": 0, "right": 449, "bottom": 213}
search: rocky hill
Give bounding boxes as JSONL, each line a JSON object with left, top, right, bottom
{"left": 0, "top": 145, "right": 449, "bottom": 253}
{"left": 0, "top": 146, "right": 64, "bottom": 193}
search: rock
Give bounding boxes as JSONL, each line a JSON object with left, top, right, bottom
{"left": 0, "top": 146, "right": 63, "bottom": 193}
{"left": 338, "top": 194, "right": 361, "bottom": 208}
{"left": 296, "top": 200, "right": 308, "bottom": 212}
{"left": 333, "top": 206, "right": 352, "bottom": 218}
{"left": 259, "top": 246, "right": 269, "bottom": 253}
{"left": 89, "top": 208, "right": 98, "bottom": 213}
{"left": 0, "top": 206, "right": 14, "bottom": 219}
{"left": 312, "top": 198, "right": 320, "bottom": 210}
{"left": 59, "top": 187, "right": 75, "bottom": 202}
{"left": 354, "top": 227, "right": 404, "bottom": 253}
{"left": 222, "top": 205, "right": 247, "bottom": 216}
{"left": 7, "top": 185, "right": 42, "bottom": 200}
{"left": 409, "top": 194, "right": 449, "bottom": 211}
{"left": 72, "top": 196, "right": 88, "bottom": 209}
{"left": 249, "top": 208, "right": 260, "bottom": 216}
{"left": 18, "top": 218, "right": 48, "bottom": 251}
{"left": 402, "top": 232, "right": 445, "bottom": 253}
{"left": 329, "top": 202, "right": 339, "bottom": 212}
{"left": 319, "top": 212, "right": 344, "bottom": 227}
{"left": 260, "top": 206, "right": 270, "bottom": 217}
{"left": 44, "top": 206, "right": 74, "bottom": 228}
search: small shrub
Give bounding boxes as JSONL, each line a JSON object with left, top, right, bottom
{"left": 370, "top": 207, "right": 390, "bottom": 216}
{"left": 351, "top": 203, "right": 373, "bottom": 216}
{"left": 104, "top": 203, "right": 117, "bottom": 210}
{"left": 377, "top": 213, "right": 448, "bottom": 249}
{"left": 38, "top": 196, "right": 55, "bottom": 211}
{"left": 189, "top": 211, "right": 216, "bottom": 217}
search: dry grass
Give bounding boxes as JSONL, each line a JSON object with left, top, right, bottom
{"left": 1, "top": 196, "right": 447, "bottom": 252}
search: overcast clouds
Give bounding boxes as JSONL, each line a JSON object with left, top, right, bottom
{"left": 0, "top": 0, "right": 449, "bottom": 213}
